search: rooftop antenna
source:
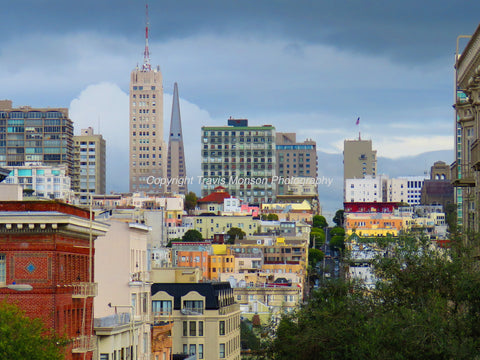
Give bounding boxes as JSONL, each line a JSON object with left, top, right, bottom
{"left": 142, "top": 1, "right": 151, "bottom": 71}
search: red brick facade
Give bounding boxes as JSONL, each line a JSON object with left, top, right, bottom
{"left": 0, "top": 201, "right": 107, "bottom": 360}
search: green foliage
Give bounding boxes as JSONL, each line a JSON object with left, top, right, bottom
{"left": 268, "top": 213, "right": 279, "bottom": 221}
{"left": 184, "top": 191, "right": 198, "bottom": 212}
{"left": 241, "top": 320, "right": 261, "bottom": 352}
{"left": 310, "top": 228, "right": 325, "bottom": 248}
{"left": 330, "top": 226, "right": 345, "bottom": 237}
{"left": 308, "top": 248, "right": 324, "bottom": 267}
{"left": 329, "top": 235, "right": 345, "bottom": 251}
{"left": 226, "top": 227, "right": 246, "bottom": 244}
{"left": 265, "top": 234, "right": 480, "bottom": 359}
{"left": 182, "top": 229, "right": 203, "bottom": 242}
{"left": 0, "top": 300, "right": 66, "bottom": 360}
{"left": 312, "top": 215, "right": 328, "bottom": 229}
{"left": 333, "top": 209, "right": 344, "bottom": 227}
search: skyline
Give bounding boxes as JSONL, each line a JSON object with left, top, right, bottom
{"left": 1, "top": 1, "right": 476, "bottom": 214}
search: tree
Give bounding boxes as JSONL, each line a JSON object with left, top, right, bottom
{"left": 226, "top": 227, "right": 246, "bottom": 244}
{"left": 267, "top": 213, "right": 279, "bottom": 221}
{"left": 310, "top": 228, "right": 325, "bottom": 248}
{"left": 329, "top": 235, "right": 345, "bottom": 252}
{"left": 0, "top": 300, "right": 66, "bottom": 359}
{"left": 184, "top": 191, "right": 198, "bottom": 212}
{"left": 308, "top": 248, "right": 324, "bottom": 267}
{"left": 182, "top": 229, "right": 203, "bottom": 242}
{"left": 332, "top": 209, "right": 344, "bottom": 228}
{"left": 312, "top": 215, "right": 328, "bottom": 229}
{"left": 241, "top": 320, "right": 261, "bottom": 352}
{"left": 265, "top": 233, "right": 480, "bottom": 359}
{"left": 329, "top": 226, "right": 345, "bottom": 237}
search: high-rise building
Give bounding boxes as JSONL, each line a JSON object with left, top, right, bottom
{"left": 275, "top": 132, "right": 318, "bottom": 195}
{"left": 201, "top": 119, "right": 276, "bottom": 204}
{"left": 129, "top": 5, "right": 165, "bottom": 194}
{"left": 0, "top": 100, "right": 74, "bottom": 175}
{"left": 343, "top": 138, "right": 377, "bottom": 180}
{"left": 166, "top": 83, "right": 188, "bottom": 194}
{"left": 73, "top": 127, "right": 106, "bottom": 204}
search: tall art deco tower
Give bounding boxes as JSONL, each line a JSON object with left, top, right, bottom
{"left": 166, "top": 82, "right": 188, "bottom": 194}
{"left": 129, "top": 4, "right": 166, "bottom": 193}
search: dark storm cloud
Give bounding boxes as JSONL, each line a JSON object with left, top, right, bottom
{"left": 3, "top": 0, "right": 480, "bottom": 64}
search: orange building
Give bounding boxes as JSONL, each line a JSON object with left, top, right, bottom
{"left": 208, "top": 245, "right": 235, "bottom": 281}
{"left": 175, "top": 250, "right": 210, "bottom": 280}
{"left": 345, "top": 213, "right": 404, "bottom": 237}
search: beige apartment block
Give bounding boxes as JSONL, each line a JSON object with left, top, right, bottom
{"left": 73, "top": 127, "right": 106, "bottom": 204}
{"left": 151, "top": 282, "right": 241, "bottom": 360}
{"left": 188, "top": 214, "right": 260, "bottom": 240}
{"left": 343, "top": 138, "right": 377, "bottom": 181}
{"left": 275, "top": 132, "right": 318, "bottom": 196}
{"left": 94, "top": 219, "right": 152, "bottom": 360}
{"left": 129, "top": 66, "right": 166, "bottom": 194}
{"left": 452, "top": 25, "right": 480, "bottom": 233}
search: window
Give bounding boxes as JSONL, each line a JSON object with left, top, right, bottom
{"left": 183, "top": 321, "right": 188, "bottom": 336}
{"left": 152, "top": 300, "right": 172, "bottom": 315}
{"left": 199, "top": 344, "right": 204, "bottom": 359}
{"left": 198, "top": 321, "right": 204, "bottom": 336}
{"left": 190, "top": 321, "right": 196, "bottom": 336}
{"left": 100, "top": 355, "right": 109, "bottom": 360}
{"left": 183, "top": 344, "right": 188, "bottom": 354}
{"left": 189, "top": 344, "right": 196, "bottom": 355}
{"left": 220, "top": 343, "right": 225, "bottom": 358}
{"left": 219, "top": 320, "right": 225, "bottom": 335}
{"left": 0, "top": 254, "right": 5, "bottom": 284}
{"left": 183, "top": 300, "right": 203, "bottom": 314}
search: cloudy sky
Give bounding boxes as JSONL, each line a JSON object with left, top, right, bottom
{"left": 2, "top": 0, "right": 479, "bottom": 215}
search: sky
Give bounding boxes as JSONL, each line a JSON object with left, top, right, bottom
{"left": 1, "top": 0, "right": 479, "bottom": 216}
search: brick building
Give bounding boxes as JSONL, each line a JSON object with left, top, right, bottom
{"left": 0, "top": 201, "right": 108, "bottom": 360}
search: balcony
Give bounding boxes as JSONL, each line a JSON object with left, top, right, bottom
{"left": 72, "top": 282, "right": 97, "bottom": 298}
{"left": 472, "top": 139, "right": 480, "bottom": 170}
{"left": 451, "top": 161, "right": 475, "bottom": 187}
{"left": 72, "top": 335, "right": 96, "bottom": 353}
{"left": 219, "top": 303, "right": 240, "bottom": 315}
{"left": 129, "top": 271, "right": 149, "bottom": 286}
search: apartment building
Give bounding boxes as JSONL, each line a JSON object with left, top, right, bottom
{"left": 94, "top": 218, "right": 152, "bottom": 360}
{"left": 151, "top": 282, "right": 241, "bottom": 360}
{"left": 201, "top": 119, "right": 276, "bottom": 204}
{"left": 275, "top": 132, "right": 318, "bottom": 195}
{"left": 452, "top": 24, "right": 480, "bottom": 232}
{"left": 73, "top": 127, "right": 106, "bottom": 204}
{"left": 0, "top": 100, "right": 74, "bottom": 174}
{"left": 3, "top": 163, "right": 71, "bottom": 200}
{"left": 0, "top": 201, "right": 108, "bottom": 360}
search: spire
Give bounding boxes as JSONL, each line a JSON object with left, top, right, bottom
{"left": 167, "top": 82, "right": 188, "bottom": 194}
{"left": 169, "top": 82, "right": 183, "bottom": 140}
{"left": 142, "top": 2, "right": 151, "bottom": 71}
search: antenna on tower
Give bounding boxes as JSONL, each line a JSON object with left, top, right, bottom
{"left": 142, "top": 1, "right": 151, "bottom": 71}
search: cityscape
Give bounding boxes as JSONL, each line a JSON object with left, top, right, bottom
{"left": 2, "top": 1, "right": 480, "bottom": 360}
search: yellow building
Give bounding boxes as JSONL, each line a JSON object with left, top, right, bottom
{"left": 209, "top": 245, "right": 235, "bottom": 280}
{"left": 190, "top": 215, "right": 260, "bottom": 239}
{"left": 152, "top": 283, "right": 241, "bottom": 360}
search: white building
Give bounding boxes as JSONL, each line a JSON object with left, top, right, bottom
{"left": 397, "top": 176, "right": 428, "bottom": 205}
{"left": 345, "top": 175, "right": 385, "bottom": 203}
{"left": 385, "top": 177, "right": 408, "bottom": 203}
{"left": 3, "top": 163, "right": 72, "bottom": 200}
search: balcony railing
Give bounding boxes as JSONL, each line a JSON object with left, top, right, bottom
{"left": 219, "top": 303, "right": 240, "bottom": 315}
{"left": 129, "top": 271, "right": 149, "bottom": 285}
{"left": 72, "top": 282, "right": 97, "bottom": 298}
{"left": 451, "top": 161, "right": 475, "bottom": 187}
{"left": 72, "top": 335, "right": 96, "bottom": 353}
